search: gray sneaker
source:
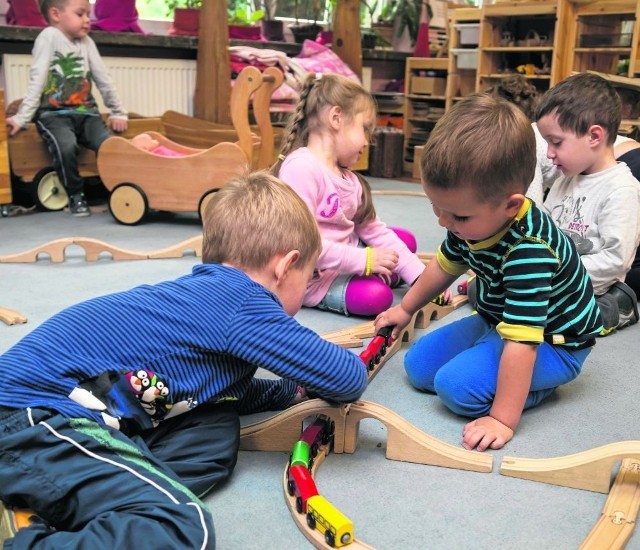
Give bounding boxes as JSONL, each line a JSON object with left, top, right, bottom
{"left": 598, "top": 281, "right": 639, "bottom": 336}
{"left": 69, "top": 193, "right": 91, "bottom": 217}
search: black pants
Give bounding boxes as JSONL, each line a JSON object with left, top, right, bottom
{"left": 36, "top": 114, "right": 111, "bottom": 196}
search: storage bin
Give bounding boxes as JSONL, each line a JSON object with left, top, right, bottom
{"left": 451, "top": 49, "right": 478, "bottom": 70}
{"left": 454, "top": 23, "right": 480, "bottom": 46}
{"left": 410, "top": 76, "right": 446, "bottom": 96}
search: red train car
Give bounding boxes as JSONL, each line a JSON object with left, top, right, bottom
{"left": 287, "top": 465, "right": 319, "bottom": 514}
{"left": 299, "top": 416, "right": 334, "bottom": 458}
{"left": 359, "top": 326, "right": 393, "bottom": 371}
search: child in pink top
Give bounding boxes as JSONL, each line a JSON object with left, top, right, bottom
{"left": 273, "top": 73, "right": 426, "bottom": 317}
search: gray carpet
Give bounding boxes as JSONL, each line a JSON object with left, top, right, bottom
{"left": 1, "top": 177, "right": 638, "bottom": 549}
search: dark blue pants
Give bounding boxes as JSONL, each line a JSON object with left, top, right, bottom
{"left": 0, "top": 403, "right": 240, "bottom": 549}
{"left": 36, "top": 114, "right": 111, "bottom": 196}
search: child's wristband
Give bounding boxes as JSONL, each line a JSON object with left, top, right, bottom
{"left": 365, "top": 247, "right": 372, "bottom": 276}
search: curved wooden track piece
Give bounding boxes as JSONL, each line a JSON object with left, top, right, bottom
{"left": 343, "top": 401, "right": 492, "bottom": 473}
{"left": 500, "top": 441, "right": 640, "bottom": 493}
{"left": 147, "top": 235, "right": 203, "bottom": 259}
{"left": 580, "top": 458, "right": 640, "bottom": 550}
{"left": 321, "top": 293, "right": 469, "bottom": 352}
{"left": 0, "top": 237, "right": 74, "bottom": 263}
{"left": 0, "top": 306, "right": 27, "bottom": 325}
{"left": 240, "top": 399, "right": 491, "bottom": 473}
{"left": 282, "top": 444, "right": 375, "bottom": 549}
{"left": 0, "top": 235, "right": 203, "bottom": 263}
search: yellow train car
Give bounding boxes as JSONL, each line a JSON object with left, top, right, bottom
{"left": 305, "top": 495, "right": 353, "bottom": 548}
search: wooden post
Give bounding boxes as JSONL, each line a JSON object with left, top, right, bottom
{"left": 0, "top": 89, "right": 12, "bottom": 211}
{"left": 194, "top": 0, "right": 231, "bottom": 125}
{"left": 332, "top": 0, "right": 362, "bottom": 80}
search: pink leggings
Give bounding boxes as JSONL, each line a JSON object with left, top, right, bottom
{"left": 344, "top": 226, "right": 417, "bottom": 317}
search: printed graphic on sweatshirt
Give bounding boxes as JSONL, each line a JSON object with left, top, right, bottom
{"left": 45, "top": 52, "right": 94, "bottom": 111}
{"left": 549, "top": 194, "right": 593, "bottom": 254}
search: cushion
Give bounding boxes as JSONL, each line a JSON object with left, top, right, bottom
{"left": 91, "top": 0, "right": 145, "bottom": 34}
{"left": 291, "top": 40, "right": 359, "bottom": 82}
{"left": 6, "top": 0, "right": 47, "bottom": 28}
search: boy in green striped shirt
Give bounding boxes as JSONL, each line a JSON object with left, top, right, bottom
{"left": 374, "top": 94, "right": 602, "bottom": 452}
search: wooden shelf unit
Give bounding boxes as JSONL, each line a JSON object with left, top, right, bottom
{"left": 446, "top": 7, "right": 481, "bottom": 111}
{"left": 476, "top": 1, "right": 564, "bottom": 96}
{"left": 403, "top": 57, "right": 449, "bottom": 176}
{"left": 561, "top": 0, "right": 640, "bottom": 78}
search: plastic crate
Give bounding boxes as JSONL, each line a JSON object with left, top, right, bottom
{"left": 454, "top": 23, "right": 480, "bottom": 46}
{"left": 451, "top": 49, "right": 478, "bottom": 70}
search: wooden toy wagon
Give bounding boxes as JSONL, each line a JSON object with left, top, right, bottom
{"left": 97, "top": 131, "right": 248, "bottom": 225}
{"left": 7, "top": 116, "right": 164, "bottom": 212}
{"left": 96, "top": 66, "right": 285, "bottom": 225}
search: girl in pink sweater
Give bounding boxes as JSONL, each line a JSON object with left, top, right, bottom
{"left": 273, "top": 73, "right": 425, "bottom": 317}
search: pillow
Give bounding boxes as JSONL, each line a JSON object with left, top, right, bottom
{"left": 91, "top": 0, "right": 145, "bottom": 34}
{"left": 291, "top": 40, "right": 359, "bottom": 82}
{"left": 6, "top": 0, "right": 47, "bottom": 28}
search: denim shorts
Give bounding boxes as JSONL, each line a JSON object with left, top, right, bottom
{"left": 316, "top": 274, "right": 353, "bottom": 316}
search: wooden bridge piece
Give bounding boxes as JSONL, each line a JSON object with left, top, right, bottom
{"left": 0, "top": 238, "right": 74, "bottom": 263}
{"left": 72, "top": 238, "right": 148, "bottom": 261}
{"left": 0, "top": 306, "right": 27, "bottom": 325}
{"left": 580, "top": 458, "right": 640, "bottom": 550}
{"left": 147, "top": 235, "right": 203, "bottom": 259}
{"left": 500, "top": 441, "right": 640, "bottom": 493}
{"left": 240, "top": 399, "right": 351, "bottom": 454}
{"left": 341, "top": 400, "right": 493, "bottom": 473}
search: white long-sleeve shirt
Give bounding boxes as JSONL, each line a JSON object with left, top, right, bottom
{"left": 543, "top": 162, "right": 640, "bottom": 295}
{"left": 11, "top": 26, "right": 127, "bottom": 128}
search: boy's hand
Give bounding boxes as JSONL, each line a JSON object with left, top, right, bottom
{"left": 462, "top": 416, "right": 514, "bottom": 451}
{"left": 371, "top": 247, "right": 399, "bottom": 277}
{"left": 109, "top": 118, "right": 128, "bottom": 133}
{"left": 6, "top": 117, "right": 23, "bottom": 137}
{"left": 374, "top": 304, "right": 412, "bottom": 341}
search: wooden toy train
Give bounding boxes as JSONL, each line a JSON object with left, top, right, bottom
{"left": 283, "top": 328, "right": 395, "bottom": 547}
{"left": 286, "top": 416, "right": 354, "bottom": 548}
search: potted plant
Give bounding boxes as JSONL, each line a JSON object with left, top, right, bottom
{"left": 290, "top": 0, "right": 323, "bottom": 44}
{"left": 228, "top": 4, "right": 265, "bottom": 40}
{"left": 164, "top": 0, "right": 202, "bottom": 36}
{"left": 377, "top": 0, "right": 430, "bottom": 51}
{"left": 255, "top": 0, "right": 283, "bottom": 42}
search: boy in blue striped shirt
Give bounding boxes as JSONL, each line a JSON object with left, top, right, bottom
{"left": 0, "top": 172, "right": 367, "bottom": 548}
{"left": 375, "top": 94, "right": 602, "bottom": 453}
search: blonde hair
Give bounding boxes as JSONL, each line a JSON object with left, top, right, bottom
{"left": 420, "top": 93, "right": 536, "bottom": 201}
{"left": 202, "top": 171, "right": 321, "bottom": 271}
{"left": 272, "top": 72, "right": 378, "bottom": 223}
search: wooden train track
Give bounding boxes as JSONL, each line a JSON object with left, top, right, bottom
{"left": 0, "top": 235, "right": 203, "bottom": 263}
{"left": 282, "top": 439, "right": 376, "bottom": 549}
{"left": 0, "top": 306, "right": 27, "bottom": 325}
{"left": 500, "top": 441, "right": 640, "bottom": 493}
{"left": 580, "top": 458, "right": 640, "bottom": 550}
{"left": 240, "top": 398, "right": 491, "bottom": 473}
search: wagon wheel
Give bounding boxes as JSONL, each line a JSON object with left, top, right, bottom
{"left": 33, "top": 168, "right": 68, "bottom": 211}
{"left": 109, "top": 183, "right": 148, "bottom": 225}
{"left": 198, "top": 189, "right": 218, "bottom": 224}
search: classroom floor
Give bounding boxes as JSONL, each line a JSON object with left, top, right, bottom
{"left": 1, "top": 177, "right": 639, "bottom": 550}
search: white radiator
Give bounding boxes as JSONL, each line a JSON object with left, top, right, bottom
{"left": 1, "top": 54, "right": 197, "bottom": 117}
